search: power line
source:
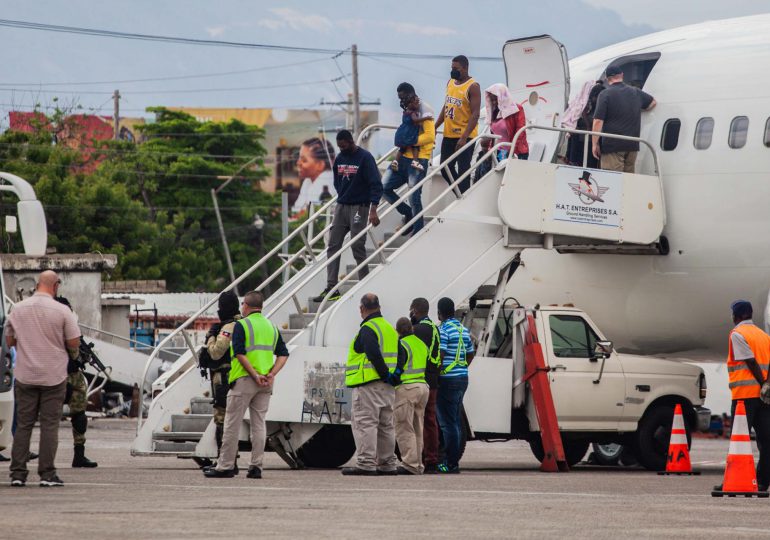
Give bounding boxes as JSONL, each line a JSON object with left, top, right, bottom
{"left": 0, "top": 102, "right": 328, "bottom": 114}
{"left": 0, "top": 57, "right": 327, "bottom": 87}
{"left": 0, "top": 141, "right": 263, "bottom": 160}
{"left": 0, "top": 75, "right": 349, "bottom": 96}
{"left": 360, "top": 53, "right": 446, "bottom": 81}
{"left": 0, "top": 19, "right": 502, "bottom": 62}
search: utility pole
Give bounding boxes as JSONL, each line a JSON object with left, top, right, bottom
{"left": 113, "top": 89, "right": 121, "bottom": 140}
{"left": 351, "top": 44, "right": 360, "bottom": 137}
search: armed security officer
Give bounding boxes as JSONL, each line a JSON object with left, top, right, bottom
{"left": 718, "top": 300, "right": 770, "bottom": 492}
{"left": 409, "top": 297, "right": 441, "bottom": 473}
{"left": 394, "top": 317, "right": 429, "bottom": 475}
{"left": 204, "top": 291, "right": 288, "bottom": 479}
{"left": 55, "top": 296, "right": 97, "bottom": 468}
{"left": 204, "top": 290, "right": 241, "bottom": 454}
{"left": 342, "top": 293, "right": 401, "bottom": 476}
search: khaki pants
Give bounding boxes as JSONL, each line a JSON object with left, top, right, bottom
{"left": 11, "top": 380, "right": 67, "bottom": 482}
{"left": 216, "top": 376, "right": 271, "bottom": 470}
{"left": 395, "top": 382, "right": 429, "bottom": 474}
{"left": 601, "top": 151, "right": 637, "bottom": 173}
{"left": 351, "top": 381, "right": 396, "bottom": 471}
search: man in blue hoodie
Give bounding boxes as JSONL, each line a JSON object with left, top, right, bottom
{"left": 313, "top": 130, "right": 382, "bottom": 302}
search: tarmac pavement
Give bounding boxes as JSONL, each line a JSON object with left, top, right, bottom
{"left": 1, "top": 419, "right": 767, "bottom": 539}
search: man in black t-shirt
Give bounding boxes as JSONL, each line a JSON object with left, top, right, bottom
{"left": 313, "top": 130, "right": 382, "bottom": 303}
{"left": 591, "top": 65, "right": 656, "bottom": 173}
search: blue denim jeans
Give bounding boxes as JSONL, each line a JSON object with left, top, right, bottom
{"left": 436, "top": 376, "right": 468, "bottom": 469}
{"left": 381, "top": 156, "right": 428, "bottom": 234}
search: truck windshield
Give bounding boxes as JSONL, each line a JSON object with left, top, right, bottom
{"left": 549, "top": 314, "right": 599, "bottom": 358}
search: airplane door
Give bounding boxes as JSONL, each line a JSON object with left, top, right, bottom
{"left": 503, "top": 35, "right": 569, "bottom": 163}
{"left": 543, "top": 312, "right": 625, "bottom": 431}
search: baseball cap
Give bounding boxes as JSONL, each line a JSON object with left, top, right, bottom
{"left": 731, "top": 300, "right": 753, "bottom": 318}
{"left": 605, "top": 65, "right": 623, "bottom": 77}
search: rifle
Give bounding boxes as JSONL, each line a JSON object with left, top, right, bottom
{"left": 78, "top": 338, "right": 112, "bottom": 381}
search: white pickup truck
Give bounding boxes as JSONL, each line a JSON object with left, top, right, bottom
{"left": 460, "top": 303, "right": 710, "bottom": 471}
{"left": 137, "top": 304, "right": 710, "bottom": 472}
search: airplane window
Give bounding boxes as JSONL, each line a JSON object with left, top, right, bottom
{"left": 764, "top": 118, "right": 770, "bottom": 147}
{"left": 694, "top": 117, "right": 714, "bottom": 150}
{"left": 728, "top": 116, "right": 749, "bottom": 149}
{"left": 660, "top": 119, "right": 681, "bottom": 151}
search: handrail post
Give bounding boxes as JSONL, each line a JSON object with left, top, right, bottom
{"left": 299, "top": 230, "right": 317, "bottom": 262}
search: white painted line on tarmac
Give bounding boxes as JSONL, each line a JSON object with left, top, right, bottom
{"left": 64, "top": 481, "right": 615, "bottom": 498}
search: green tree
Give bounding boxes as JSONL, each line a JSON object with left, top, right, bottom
{"left": 0, "top": 106, "right": 282, "bottom": 291}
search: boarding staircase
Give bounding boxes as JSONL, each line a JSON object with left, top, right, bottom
{"left": 131, "top": 123, "right": 667, "bottom": 467}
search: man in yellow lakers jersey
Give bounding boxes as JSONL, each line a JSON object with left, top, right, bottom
{"left": 435, "top": 55, "right": 481, "bottom": 194}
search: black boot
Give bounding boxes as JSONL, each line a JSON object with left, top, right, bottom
{"left": 72, "top": 444, "right": 98, "bottom": 468}
{"left": 215, "top": 424, "right": 224, "bottom": 454}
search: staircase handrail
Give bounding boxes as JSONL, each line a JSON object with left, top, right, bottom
{"left": 78, "top": 323, "right": 181, "bottom": 356}
{"left": 135, "top": 138, "right": 399, "bottom": 433}
{"left": 247, "top": 132, "right": 499, "bottom": 345}
{"left": 511, "top": 124, "right": 666, "bottom": 222}
{"left": 312, "top": 138, "right": 509, "bottom": 346}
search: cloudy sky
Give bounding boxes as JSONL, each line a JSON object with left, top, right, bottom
{"left": 0, "top": 1, "right": 767, "bottom": 130}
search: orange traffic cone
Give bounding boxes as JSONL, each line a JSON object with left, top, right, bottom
{"left": 658, "top": 403, "right": 700, "bottom": 475}
{"left": 712, "top": 400, "right": 769, "bottom": 497}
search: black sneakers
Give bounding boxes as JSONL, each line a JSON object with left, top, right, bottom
{"left": 203, "top": 467, "right": 237, "bottom": 478}
{"left": 423, "top": 464, "right": 439, "bottom": 474}
{"left": 10, "top": 478, "right": 25, "bottom": 487}
{"left": 40, "top": 475, "right": 64, "bottom": 487}
{"left": 247, "top": 467, "right": 262, "bottom": 479}
{"left": 312, "top": 288, "right": 341, "bottom": 303}
{"left": 341, "top": 467, "right": 377, "bottom": 476}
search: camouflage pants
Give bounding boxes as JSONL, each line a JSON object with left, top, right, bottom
{"left": 211, "top": 370, "right": 229, "bottom": 426}
{"left": 67, "top": 371, "right": 88, "bottom": 445}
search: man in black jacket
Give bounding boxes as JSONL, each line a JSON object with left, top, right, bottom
{"left": 342, "top": 293, "right": 405, "bottom": 475}
{"left": 313, "top": 130, "right": 382, "bottom": 303}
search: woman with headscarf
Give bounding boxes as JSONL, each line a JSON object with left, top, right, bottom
{"left": 484, "top": 83, "right": 529, "bottom": 160}
{"left": 292, "top": 137, "right": 336, "bottom": 214}
{"left": 565, "top": 81, "right": 604, "bottom": 168}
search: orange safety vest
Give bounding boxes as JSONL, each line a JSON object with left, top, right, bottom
{"left": 727, "top": 323, "right": 770, "bottom": 400}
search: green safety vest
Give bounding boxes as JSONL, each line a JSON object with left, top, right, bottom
{"left": 228, "top": 312, "right": 279, "bottom": 384}
{"left": 346, "top": 316, "right": 399, "bottom": 387}
{"left": 398, "top": 334, "right": 428, "bottom": 385}
{"left": 440, "top": 320, "right": 468, "bottom": 375}
{"left": 419, "top": 318, "right": 441, "bottom": 368}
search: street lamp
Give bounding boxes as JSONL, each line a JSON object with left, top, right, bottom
{"left": 212, "top": 155, "right": 261, "bottom": 295}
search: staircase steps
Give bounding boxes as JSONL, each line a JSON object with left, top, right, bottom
{"left": 190, "top": 396, "right": 214, "bottom": 415}
{"left": 171, "top": 413, "right": 212, "bottom": 433}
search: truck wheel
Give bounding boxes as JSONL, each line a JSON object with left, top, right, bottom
{"left": 590, "top": 443, "right": 623, "bottom": 466}
{"left": 634, "top": 403, "right": 691, "bottom": 471}
{"left": 296, "top": 425, "right": 356, "bottom": 469}
{"left": 529, "top": 435, "right": 589, "bottom": 467}
{"left": 589, "top": 443, "right": 639, "bottom": 467}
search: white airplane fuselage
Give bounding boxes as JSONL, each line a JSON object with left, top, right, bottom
{"left": 508, "top": 15, "right": 770, "bottom": 360}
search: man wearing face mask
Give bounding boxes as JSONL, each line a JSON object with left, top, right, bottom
{"left": 409, "top": 297, "right": 442, "bottom": 473}
{"left": 313, "top": 130, "right": 382, "bottom": 303}
{"left": 381, "top": 83, "right": 436, "bottom": 237}
{"left": 435, "top": 55, "right": 481, "bottom": 194}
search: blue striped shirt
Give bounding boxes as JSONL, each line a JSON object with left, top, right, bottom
{"left": 439, "top": 318, "right": 473, "bottom": 378}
